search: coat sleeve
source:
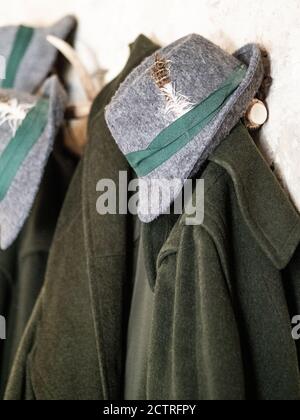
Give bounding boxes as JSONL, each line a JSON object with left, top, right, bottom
{"left": 192, "top": 225, "right": 246, "bottom": 399}
{"left": 147, "top": 224, "right": 247, "bottom": 400}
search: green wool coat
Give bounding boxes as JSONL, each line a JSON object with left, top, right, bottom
{"left": 4, "top": 36, "right": 300, "bottom": 401}
{"left": 0, "top": 138, "right": 78, "bottom": 398}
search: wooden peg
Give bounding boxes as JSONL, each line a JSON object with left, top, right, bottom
{"left": 245, "top": 99, "right": 268, "bottom": 129}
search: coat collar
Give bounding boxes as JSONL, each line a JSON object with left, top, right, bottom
{"left": 209, "top": 123, "right": 300, "bottom": 270}
{"left": 145, "top": 123, "right": 300, "bottom": 292}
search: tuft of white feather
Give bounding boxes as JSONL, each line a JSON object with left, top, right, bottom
{"left": 160, "top": 82, "right": 195, "bottom": 119}
{"left": 0, "top": 99, "right": 34, "bottom": 136}
{"left": 151, "top": 54, "right": 195, "bottom": 121}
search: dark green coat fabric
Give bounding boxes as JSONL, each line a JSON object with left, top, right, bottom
{"left": 4, "top": 35, "right": 160, "bottom": 401}
{"left": 4, "top": 36, "right": 300, "bottom": 401}
{"left": 0, "top": 137, "right": 78, "bottom": 397}
{"left": 139, "top": 123, "right": 300, "bottom": 400}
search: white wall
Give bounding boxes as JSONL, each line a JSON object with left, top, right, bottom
{"left": 1, "top": 0, "right": 299, "bottom": 211}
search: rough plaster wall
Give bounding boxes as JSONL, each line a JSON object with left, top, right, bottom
{"left": 0, "top": 0, "right": 299, "bottom": 212}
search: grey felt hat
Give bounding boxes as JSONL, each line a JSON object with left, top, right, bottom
{"left": 0, "top": 76, "right": 67, "bottom": 249}
{"left": 0, "top": 15, "right": 76, "bottom": 93}
{"left": 105, "top": 34, "right": 264, "bottom": 223}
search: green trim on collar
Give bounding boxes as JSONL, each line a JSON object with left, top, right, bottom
{"left": 209, "top": 123, "right": 300, "bottom": 270}
{"left": 1, "top": 25, "right": 34, "bottom": 89}
{"left": 126, "top": 65, "right": 247, "bottom": 177}
{"left": 0, "top": 98, "right": 49, "bottom": 201}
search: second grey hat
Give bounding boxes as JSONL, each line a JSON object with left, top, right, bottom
{"left": 0, "top": 76, "right": 67, "bottom": 250}
{"left": 105, "top": 34, "right": 264, "bottom": 222}
{"left": 0, "top": 15, "right": 76, "bottom": 93}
